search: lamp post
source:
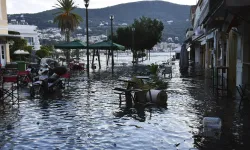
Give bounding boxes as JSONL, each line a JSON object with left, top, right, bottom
{"left": 84, "top": 0, "right": 90, "bottom": 78}
{"left": 110, "top": 15, "right": 114, "bottom": 74}
{"left": 132, "top": 27, "right": 135, "bottom": 64}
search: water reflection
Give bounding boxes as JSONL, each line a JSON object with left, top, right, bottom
{"left": 0, "top": 53, "right": 249, "bottom": 149}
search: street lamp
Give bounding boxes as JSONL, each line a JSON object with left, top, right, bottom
{"left": 84, "top": 0, "right": 90, "bottom": 77}
{"left": 132, "top": 27, "right": 135, "bottom": 64}
{"left": 110, "top": 15, "right": 114, "bottom": 74}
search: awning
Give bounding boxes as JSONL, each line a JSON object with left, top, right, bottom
{"left": 192, "top": 34, "right": 205, "bottom": 42}
{"left": 0, "top": 34, "right": 22, "bottom": 38}
{"left": 89, "top": 40, "right": 125, "bottom": 50}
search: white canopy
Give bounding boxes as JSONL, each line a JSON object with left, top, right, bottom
{"left": 14, "top": 50, "right": 29, "bottom": 55}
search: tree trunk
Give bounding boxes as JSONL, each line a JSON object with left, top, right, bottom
{"left": 97, "top": 50, "right": 101, "bottom": 69}
{"left": 65, "top": 30, "right": 70, "bottom": 64}
{"left": 92, "top": 49, "right": 96, "bottom": 69}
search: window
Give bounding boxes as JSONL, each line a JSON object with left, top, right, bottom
{"left": 1, "top": 46, "right": 5, "bottom": 59}
{"left": 24, "top": 37, "right": 34, "bottom": 45}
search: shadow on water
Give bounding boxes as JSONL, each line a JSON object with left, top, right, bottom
{"left": 113, "top": 104, "right": 168, "bottom": 122}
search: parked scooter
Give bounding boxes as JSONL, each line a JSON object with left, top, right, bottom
{"left": 30, "top": 58, "right": 67, "bottom": 98}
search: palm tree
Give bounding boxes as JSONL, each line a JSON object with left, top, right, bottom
{"left": 54, "top": 0, "right": 83, "bottom": 62}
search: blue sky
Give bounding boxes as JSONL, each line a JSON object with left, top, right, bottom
{"left": 7, "top": 0, "right": 197, "bottom": 14}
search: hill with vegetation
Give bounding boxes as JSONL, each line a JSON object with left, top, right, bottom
{"left": 8, "top": 1, "right": 191, "bottom": 42}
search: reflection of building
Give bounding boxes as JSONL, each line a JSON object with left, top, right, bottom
{"left": 0, "top": 0, "right": 20, "bottom": 66}
{"left": 8, "top": 23, "right": 41, "bottom": 50}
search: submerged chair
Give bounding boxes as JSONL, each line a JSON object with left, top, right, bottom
{"left": 61, "top": 71, "right": 71, "bottom": 87}
{"left": 18, "top": 71, "right": 32, "bottom": 87}
{"left": 237, "top": 84, "right": 249, "bottom": 110}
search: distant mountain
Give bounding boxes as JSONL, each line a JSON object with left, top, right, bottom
{"left": 8, "top": 1, "right": 191, "bottom": 42}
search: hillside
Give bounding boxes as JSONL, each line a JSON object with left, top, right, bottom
{"left": 8, "top": 1, "right": 191, "bottom": 42}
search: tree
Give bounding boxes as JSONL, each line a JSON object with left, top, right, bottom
{"left": 54, "top": 0, "right": 83, "bottom": 62}
{"left": 35, "top": 45, "right": 53, "bottom": 58}
{"left": 36, "top": 49, "right": 50, "bottom": 58}
{"left": 9, "top": 38, "right": 31, "bottom": 61}
{"left": 114, "top": 16, "right": 164, "bottom": 63}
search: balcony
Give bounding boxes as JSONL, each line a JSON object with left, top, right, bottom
{"left": 199, "top": 0, "right": 224, "bottom": 25}
{"left": 199, "top": 1, "right": 209, "bottom": 25}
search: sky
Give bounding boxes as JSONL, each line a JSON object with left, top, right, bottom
{"left": 7, "top": 0, "right": 197, "bottom": 14}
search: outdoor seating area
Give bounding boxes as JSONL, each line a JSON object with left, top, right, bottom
{"left": 0, "top": 58, "right": 72, "bottom": 106}
{"left": 114, "top": 75, "right": 167, "bottom": 107}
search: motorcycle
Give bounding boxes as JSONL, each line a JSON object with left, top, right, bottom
{"left": 30, "top": 58, "right": 67, "bottom": 98}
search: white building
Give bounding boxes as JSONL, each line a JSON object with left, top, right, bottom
{"left": 0, "top": 0, "right": 21, "bottom": 66}
{"left": 8, "top": 24, "right": 41, "bottom": 50}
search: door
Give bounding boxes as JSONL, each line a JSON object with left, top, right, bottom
{"left": 236, "top": 35, "right": 243, "bottom": 86}
{"left": 0, "top": 45, "right": 6, "bottom": 66}
{"left": 228, "top": 31, "right": 237, "bottom": 93}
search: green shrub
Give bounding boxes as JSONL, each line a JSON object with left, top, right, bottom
{"left": 148, "top": 63, "right": 158, "bottom": 75}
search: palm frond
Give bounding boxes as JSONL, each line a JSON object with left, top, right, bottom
{"left": 53, "top": 0, "right": 83, "bottom": 33}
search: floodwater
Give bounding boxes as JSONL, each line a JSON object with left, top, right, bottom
{"left": 0, "top": 52, "right": 249, "bottom": 150}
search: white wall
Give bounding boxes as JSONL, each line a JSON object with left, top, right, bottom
{"left": 8, "top": 25, "right": 41, "bottom": 50}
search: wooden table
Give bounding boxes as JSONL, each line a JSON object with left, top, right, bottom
{"left": 135, "top": 76, "right": 150, "bottom": 84}
{"left": 118, "top": 77, "right": 136, "bottom": 89}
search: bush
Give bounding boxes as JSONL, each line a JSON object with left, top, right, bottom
{"left": 148, "top": 63, "right": 158, "bottom": 75}
{"left": 36, "top": 49, "right": 49, "bottom": 58}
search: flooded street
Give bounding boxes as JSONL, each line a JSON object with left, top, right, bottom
{"left": 0, "top": 53, "right": 249, "bottom": 150}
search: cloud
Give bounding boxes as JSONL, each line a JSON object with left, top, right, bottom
{"left": 7, "top": 0, "right": 196, "bottom": 14}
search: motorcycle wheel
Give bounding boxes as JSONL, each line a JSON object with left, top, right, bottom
{"left": 39, "top": 80, "right": 49, "bottom": 99}
{"left": 30, "top": 86, "right": 35, "bottom": 98}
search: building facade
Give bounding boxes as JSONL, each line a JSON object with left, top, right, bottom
{"left": 0, "top": 0, "right": 10, "bottom": 66}
{"left": 8, "top": 24, "right": 41, "bottom": 50}
{"left": 185, "top": 0, "right": 250, "bottom": 96}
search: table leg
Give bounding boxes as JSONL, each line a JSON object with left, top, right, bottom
{"left": 125, "top": 91, "right": 132, "bottom": 108}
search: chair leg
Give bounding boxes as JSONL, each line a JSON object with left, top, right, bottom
{"left": 239, "top": 98, "right": 242, "bottom": 110}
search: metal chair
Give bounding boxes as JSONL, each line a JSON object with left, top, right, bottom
{"left": 0, "top": 69, "right": 19, "bottom": 108}
{"left": 237, "top": 84, "right": 249, "bottom": 110}
{"left": 61, "top": 72, "right": 71, "bottom": 87}
{"left": 18, "top": 71, "right": 32, "bottom": 87}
